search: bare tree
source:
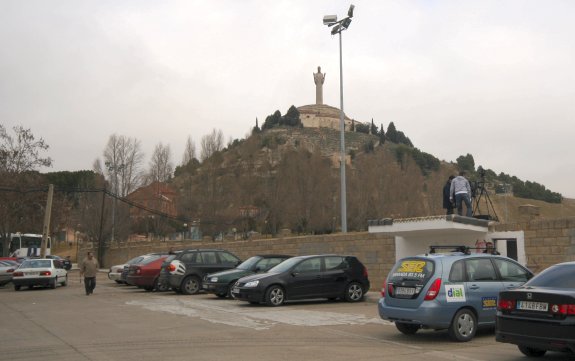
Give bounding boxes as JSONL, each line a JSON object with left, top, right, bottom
{"left": 182, "top": 136, "right": 196, "bottom": 166}
{"left": 0, "top": 125, "right": 52, "bottom": 173}
{"left": 102, "top": 134, "right": 144, "bottom": 196}
{"left": 92, "top": 158, "right": 103, "bottom": 175}
{"left": 148, "top": 142, "right": 173, "bottom": 183}
{"left": 200, "top": 129, "right": 224, "bottom": 161}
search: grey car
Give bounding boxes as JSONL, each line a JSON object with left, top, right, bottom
{"left": 378, "top": 246, "right": 533, "bottom": 342}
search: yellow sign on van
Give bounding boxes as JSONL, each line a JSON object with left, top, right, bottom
{"left": 397, "top": 260, "right": 426, "bottom": 273}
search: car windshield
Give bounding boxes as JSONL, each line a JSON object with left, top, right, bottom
{"left": 237, "top": 256, "right": 262, "bottom": 270}
{"left": 388, "top": 258, "right": 435, "bottom": 283}
{"left": 20, "top": 260, "right": 51, "bottom": 268}
{"left": 525, "top": 264, "right": 575, "bottom": 288}
{"left": 267, "top": 257, "right": 303, "bottom": 273}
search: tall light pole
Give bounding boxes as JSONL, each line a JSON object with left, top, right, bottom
{"left": 324, "top": 4, "right": 354, "bottom": 233}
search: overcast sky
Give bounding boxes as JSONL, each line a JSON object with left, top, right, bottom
{"left": 1, "top": 0, "right": 574, "bottom": 198}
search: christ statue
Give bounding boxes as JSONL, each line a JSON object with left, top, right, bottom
{"left": 313, "top": 66, "right": 325, "bottom": 105}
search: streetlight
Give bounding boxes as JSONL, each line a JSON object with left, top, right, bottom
{"left": 323, "top": 4, "right": 354, "bottom": 233}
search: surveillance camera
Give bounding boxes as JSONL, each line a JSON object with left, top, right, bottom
{"left": 348, "top": 5, "right": 355, "bottom": 18}
{"left": 323, "top": 15, "right": 338, "bottom": 25}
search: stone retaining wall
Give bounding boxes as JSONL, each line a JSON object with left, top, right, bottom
{"left": 494, "top": 217, "right": 575, "bottom": 273}
{"left": 83, "top": 232, "right": 394, "bottom": 292}
{"left": 83, "top": 217, "right": 575, "bottom": 291}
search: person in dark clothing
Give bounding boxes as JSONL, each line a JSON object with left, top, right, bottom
{"left": 443, "top": 175, "right": 455, "bottom": 215}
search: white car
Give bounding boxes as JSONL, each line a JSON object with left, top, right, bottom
{"left": 12, "top": 259, "right": 68, "bottom": 290}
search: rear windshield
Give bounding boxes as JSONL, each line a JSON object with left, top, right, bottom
{"left": 20, "top": 260, "right": 51, "bottom": 268}
{"left": 140, "top": 255, "right": 164, "bottom": 265}
{"left": 388, "top": 258, "right": 434, "bottom": 283}
{"left": 525, "top": 264, "right": 575, "bottom": 288}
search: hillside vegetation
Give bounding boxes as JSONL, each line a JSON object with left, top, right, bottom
{"left": 172, "top": 126, "right": 571, "bottom": 237}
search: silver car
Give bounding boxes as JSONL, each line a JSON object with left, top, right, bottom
{"left": 0, "top": 260, "right": 18, "bottom": 286}
{"left": 378, "top": 246, "right": 533, "bottom": 341}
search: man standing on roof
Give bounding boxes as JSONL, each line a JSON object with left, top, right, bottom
{"left": 450, "top": 171, "right": 473, "bottom": 217}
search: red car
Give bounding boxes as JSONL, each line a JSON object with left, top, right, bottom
{"left": 126, "top": 255, "right": 169, "bottom": 292}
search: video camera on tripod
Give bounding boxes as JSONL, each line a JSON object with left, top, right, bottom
{"left": 471, "top": 167, "right": 499, "bottom": 221}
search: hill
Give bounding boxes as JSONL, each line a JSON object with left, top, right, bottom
{"left": 172, "top": 126, "right": 574, "bottom": 236}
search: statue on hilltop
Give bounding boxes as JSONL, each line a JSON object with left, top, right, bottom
{"left": 313, "top": 66, "right": 325, "bottom": 105}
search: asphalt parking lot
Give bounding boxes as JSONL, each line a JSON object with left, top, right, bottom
{"left": 0, "top": 270, "right": 568, "bottom": 361}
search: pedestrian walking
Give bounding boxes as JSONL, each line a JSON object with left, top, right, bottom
{"left": 80, "top": 251, "right": 99, "bottom": 295}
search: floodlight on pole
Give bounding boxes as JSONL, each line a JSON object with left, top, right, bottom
{"left": 323, "top": 4, "right": 354, "bottom": 233}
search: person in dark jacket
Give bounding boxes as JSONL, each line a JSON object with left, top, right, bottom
{"left": 443, "top": 175, "right": 455, "bottom": 215}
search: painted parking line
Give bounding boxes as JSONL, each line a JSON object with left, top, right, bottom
{"left": 127, "top": 297, "right": 392, "bottom": 330}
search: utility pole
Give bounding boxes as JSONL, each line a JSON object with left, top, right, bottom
{"left": 41, "top": 184, "right": 54, "bottom": 257}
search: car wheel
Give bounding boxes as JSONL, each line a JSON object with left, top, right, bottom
{"left": 448, "top": 309, "right": 476, "bottom": 342}
{"left": 50, "top": 277, "right": 57, "bottom": 289}
{"left": 62, "top": 275, "right": 68, "bottom": 287}
{"left": 518, "top": 345, "right": 547, "bottom": 357}
{"left": 265, "top": 285, "right": 285, "bottom": 306}
{"left": 344, "top": 282, "right": 364, "bottom": 302}
{"left": 14, "top": 285, "right": 21, "bottom": 291}
{"left": 227, "top": 281, "right": 237, "bottom": 298}
{"left": 181, "top": 276, "right": 201, "bottom": 295}
{"left": 114, "top": 280, "right": 122, "bottom": 284}
{"left": 154, "top": 278, "right": 169, "bottom": 292}
{"left": 395, "top": 322, "right": 420, "bottom": 335}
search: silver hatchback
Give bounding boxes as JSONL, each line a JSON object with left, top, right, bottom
{"left": 378, "top": 246, "right": 533, "bottom": 341}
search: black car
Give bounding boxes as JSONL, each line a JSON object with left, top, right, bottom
{"left": 164, "top": 249, "right": 241, "bottom": 295}
{"left": 203, "top": 254, "right": 291, "bottom": 298}
{"left": 46, "top": 255, "right": 72, "bottom": 271}
{"left": 231, "top": 254, "right": 370, "bottom": 306}
{"left": 496, "top": 261, "right": 575, "bottom": 357}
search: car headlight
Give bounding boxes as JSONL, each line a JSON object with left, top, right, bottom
{"left": 210, "top": 277, "right": 218, "bottom": 282}
{"left": 244, "top": 280, "right": 259, "bottom": 288}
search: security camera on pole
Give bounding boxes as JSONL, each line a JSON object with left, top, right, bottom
{"left": 323, "top": 4, "right": 355, "bottom": 233}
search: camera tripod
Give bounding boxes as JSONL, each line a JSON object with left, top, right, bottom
{"left": 472, "top": 179, "right": 499, "bottom": 221}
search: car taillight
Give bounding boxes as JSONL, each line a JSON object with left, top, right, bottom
{"left": 40, "top": 271, "right": 51, "bottom": 276}
{"left": 424, "top": 278, "right": 441, "bottom": 301}
{"left": 13, "top": 271, "right": 23, "bottom": 277}
{"left": 381, "top": 282, "right": 389, "bottom": 297}
{"left": 497, "top": 299, "right": 516, "bottom": 311}
{"left": 167, "top": 264, "right": 176, "bottom": 272}
{"left": 551, "top": 304, "right": 575, "bottom": 315}
{"left": 7, "top": 268, "right": 14, "bottom": 273}
{"left": 363, "top": 266, "right": 368, "bottom": 278}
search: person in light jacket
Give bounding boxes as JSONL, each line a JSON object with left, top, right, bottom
{"left": 450, "top": 171, "right": 473, "bottom": 217}
{"left": 80, "top": 251, "right": 99, "bottom": 295}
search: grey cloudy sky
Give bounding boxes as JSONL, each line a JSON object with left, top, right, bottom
{"left": 1, "top": 0, "right": 574, "bottom": 197}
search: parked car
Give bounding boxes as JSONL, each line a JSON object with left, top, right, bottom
{"left": 109, "top": 254, "right": 158, "bottom": 284}
{"left": 12, "top": 258, "right": 68, "bottom": 290}
{"left": 378, "top": 246, "right": 533, "bottom": 342}
{"left": 0, "top": 260, "right": 18, "bottom": 286}
{"left": 231, "top": 254, "right": 370, "bottom": 306}
{"left": 46, "top": 255, "right": 72, "bottom": 270}
{"left": 126, "top": 255, "right": 170, "bottom": 291}
{"left": 164, "top": 249, "right": 241, "bottom": 295}
{"left": 203, "top": 254, "right": 291, "bottom": 298}
{"left": 496, "top": 261, "right": 575, "bottom": 357}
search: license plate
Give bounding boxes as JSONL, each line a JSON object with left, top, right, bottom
{"left": 395, "top": 287, "right": 416, "bottom": 296}
{"left": 517, "top": 301, "right": 548, "bottom": 312}
{"left": 26, "top": 272, "right": 39, "bottom": 276}
{"left": 232, "top": 287, "right": 239, "bottom": 294}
